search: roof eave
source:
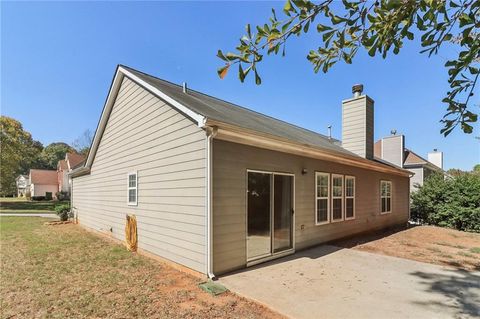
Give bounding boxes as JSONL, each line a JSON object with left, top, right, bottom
{"left": 205, "top": 119, "right": 412, "bottom": 177}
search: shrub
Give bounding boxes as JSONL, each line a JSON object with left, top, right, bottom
{"left": 45, "top": 192, "right": 53, "bottom": 200}
{"left": 411, "top": 173, "right": 480, "bottom": 232}
{"left": 54, "top": 203, "right": 72, "bottom": 221}
{"left": 55, "top": 191, "right": 70, "bottom": 201}
{"left": 32, "top": 196, "right": 45, "bottom": 201}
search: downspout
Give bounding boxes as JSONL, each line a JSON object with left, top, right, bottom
{"left": 206, "top": 125, "right": 217, "bottom": 279}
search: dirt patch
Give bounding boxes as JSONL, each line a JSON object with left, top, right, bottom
{"left": 335, "top": 225, "right": 480, "bottom": 271}
{"left": 0, "top": 217, "right": 282, "bottom": 319}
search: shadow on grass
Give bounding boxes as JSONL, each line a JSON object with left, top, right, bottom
{"left": 410, "top": 268, "right": 480, "bottom": 317}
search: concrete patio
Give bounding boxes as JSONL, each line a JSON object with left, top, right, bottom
{"left": 220, "top": 245, "right": 480, "bottom": 319}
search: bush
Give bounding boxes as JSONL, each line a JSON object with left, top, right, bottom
{"left": 45, "top": 192, "right": 53, "bottom": 200}
{"left": 55, "top": 191, "right": 70, "bottom": 201}
{"left": 54, "top": 203, "right": 72, "bottom": 221}
{"left": 411, "top": 173, "right": 480, "bottom": 232}
{"left": 32, "top": 196, "right": 45, "bottom": 201}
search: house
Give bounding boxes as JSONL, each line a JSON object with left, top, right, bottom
{"left": 15, "top": 175, "right": 29, "bottom": 197}
{"left": 374, "top": 133, "right": 444, "bottom": 191}
{"left": 70, "top": 65, "right": 411, "bottom": 277}
{"left": 57, "top": 152, "right": 85, "bottom": 195}
{"left": 29, "top": 169, "right": 58, "bottom": 199}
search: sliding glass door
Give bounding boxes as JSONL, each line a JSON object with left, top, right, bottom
{"left": 247, "top": 171, "right": 294, "bottom": 261}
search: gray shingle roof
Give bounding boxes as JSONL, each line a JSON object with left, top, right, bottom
{"left": 121, "top": 65, "right": 356, "bottom": 157}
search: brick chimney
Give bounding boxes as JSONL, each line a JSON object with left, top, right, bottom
{"left": 342, "top": 84, "right": 374, "bottom": 159}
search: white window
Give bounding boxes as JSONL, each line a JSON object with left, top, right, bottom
{"left": 345, "top": 176, "right": 355, "bottom": 220}
{"left": 315, "top": 172, "right": 330, "bottom": 225}
{"left": 331, "top": 174, "right": 344, "bottom": 222}
{"left": 380, "top": 180, "right": 392, "bottom": 214}
{"left": 127, "top": 172, "right": 138, "bottom": 206}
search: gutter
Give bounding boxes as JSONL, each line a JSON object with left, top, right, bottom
{"left": 205, "top": 125, "right": 218, "bottom": 279}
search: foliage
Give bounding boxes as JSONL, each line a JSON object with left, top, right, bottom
{"left": 218, "top": 0, "right": 480, "bottom": 136}
{"left": 474, "top": 163, "right": 480, "bottom": 173}
{"left": 72, "top": 129, "right": 93, "bottom": 156}
{"left": 38, "top": 142, "right": 76, "bottom": 170}
{"left": 411, "top": 172, "right": 480, "bottom": 232}
{"left": 54, "top": 203, "right": 72, "bottom": 221}
{"left": 0, "top": 116, "right": 43, "bottom": 196}
{"left": 56, "top": 191, "right": 70, "bottom": 201}
{"left": 31, "top": 196, "right": 46, "bottom": 201}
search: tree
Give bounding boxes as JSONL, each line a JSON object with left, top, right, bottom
{"left": 218, "top": 0, "right": 479, "bottom": 136}
{"left": 0, "top": 116, "right": 43, "bottom": 196}
{"left": 474, "top": 163, "right": 480, "bottom": 174}
{"left": 72, "top": 129, "right": 93, "bottom": 156}
{"left": 39, "top": 142, "right": 76, "bottom": 170}
{"left": 411, "top": 172, "right": 480, "bottom": 232}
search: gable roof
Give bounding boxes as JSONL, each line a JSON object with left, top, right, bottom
{"left": 403, "top": 148, "right": 429, "bottom": 165}
{"left": 66, "top": 153, "right": 85, "bottom": 169}
{"left": 121, "top": 65, "right": 349, "bottom": 156}
{"left": 74, "top": 65, "right": 411, "bottom": 178}
{"left": 30, "top": 169, "right": 58, "bottom": 185}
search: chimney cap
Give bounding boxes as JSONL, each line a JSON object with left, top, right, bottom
{"left": 391, "top": 129, "right": 397, "bottom": 135}
{"left": 352, "top": 84, "right": 363, "bottom": 96}
{"left": 433, "top": 148, "right": 438, "bottom": 152}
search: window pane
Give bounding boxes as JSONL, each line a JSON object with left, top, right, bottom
{"left": 386, "top": 182, "right": 391, "bottom": 196}
{"left": 381, "top": 197, "right": 386, "bottom": 212}
{"left": 346, "top": 198, "right": 354, "bottom": 218}
{"left": 332, "top": 198, "right": 342, "bottom": 220}
{"left": 129, "top": 189, "right": 136, "bottom": 203}
{"left": 386, "top": 197, "right": 391, "bottom": 212}
{"left": 346, "top": 178, "right": 354, "bottom": 197}
{"left": 381, "top": 182, "right": 386, "bottom": 196}
{"left": 129, "top": 174, "right": 136, "bottom": 187}
{"left": 317, "top": 175, "right": 328, "bottom": 197}
{"left": 317, "top": 199, "right": 328, "bottom": 222}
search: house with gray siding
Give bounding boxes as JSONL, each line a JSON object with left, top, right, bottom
{"left": 71, "top": 65, "right": 412, "bottom": 277}
{"left": 374, "top": 134, "right": 444, "bottom": 191}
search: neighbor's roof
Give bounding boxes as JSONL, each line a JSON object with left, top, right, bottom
{"left": 121, "top": 65, "right": 352, "bottom": 156}
{"left": 66, "top": 153, "right": 85, "bottom": 169}
{"left": 30, "top": 169, "right": 58, "bottom": 185}
{"left": 403, "top": 148, "right": 429, "bottom": 165}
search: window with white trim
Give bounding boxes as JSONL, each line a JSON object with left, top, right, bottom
{"left": 345, "top": 176, "right": 355, "bottom": 219}
{"left": 315, "top": 172, "right": 330, "bottom": 224}
{"left": 380, "top": 180, "right": 392, "bottom": 214}
{"left": 128, "top": 172, "right": 137, "bottom": 206}
{"left": 332, "top": 174, "right": 344, "bottom": 221}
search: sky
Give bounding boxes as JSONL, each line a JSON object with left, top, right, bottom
{"left": 1, "top": 1, "right": 479, "bottom": 170}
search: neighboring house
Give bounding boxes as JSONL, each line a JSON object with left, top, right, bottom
{"left": 57, "top": 153, "right": 85, "bottom": 195}
{"left": 29, "top": 169, "right": 58, "bottom": 199}
{"left": 374, "top": 133, "right": 444, "bottom": 191}
{"left": 15, "top": 175, "right": 29, "bottom": 197}
{"left": 71, "top": 65, "right": 411, "bottom": 277}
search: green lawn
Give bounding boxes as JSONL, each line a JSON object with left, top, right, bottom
{"left": 0, "top": 217, "right": 278, "bottom": 318}
{"left": 0, "top": 198, "right": 68, "bottom": 214}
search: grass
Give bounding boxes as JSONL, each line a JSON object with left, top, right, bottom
{"left": 0, "top": 217, "right": 279, "bottom": 318}
{"left": 0, "top": 198, "right": 68, "bottom": 214}
{"left": 470, "top": 247, "right": 480, "bottom": 254}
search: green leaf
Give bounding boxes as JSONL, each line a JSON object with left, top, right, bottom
{"left": 217, "top": 50, "right": 228, "bottom": 61}
{"left": 238, "top": 63, "right": 245, "bottom": 82}
{"left": 254, "top": 69, "right": 262, "bottom": 85}
{"left": 283, "top": 0, "right": 292, "bottom": 15}
{"left": 316, "top": 24, "right": 331, "bottom": 32}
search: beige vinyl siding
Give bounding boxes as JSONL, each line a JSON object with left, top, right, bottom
{"left": 72, "top": 77, "right": 207, "bottom": 273}
{"left": 212, "top": 139, "right": 409, "bottom": 275}
{"left": 408, "top": 167, "right": 424, "bottom": 190}
{"left": 341, "top": 96, "right": 374, "bottom": 159}
{"left": 381, "top": 135, "right": 404, "bottom": 167}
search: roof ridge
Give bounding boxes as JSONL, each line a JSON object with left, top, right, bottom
{"left": 119, "top": 64, "right": 338, "bottom": 142}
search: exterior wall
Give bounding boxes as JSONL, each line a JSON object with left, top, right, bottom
{"left": 212, "top": 139, "right": 409, "bottom": 275}
{"left": 31, "top": 184, "right": 58, "bottom": 198}
{"left": 71, "top": 77, "right": 207, "bottom": 273}
{"left": 58, "top": 170, "right": 69, "bottom": 193}
{"left": 407, "top": 166, "right": 423, "bottom": 191}
{"left": 341, "top": 95, "right": 374, "bottom": 159}
{"left": 381, "top": 135, "right": 404, "bottom": 168}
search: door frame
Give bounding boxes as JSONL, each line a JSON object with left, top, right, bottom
{"left": 245, "top": 169, "right": 296, "bottom": 266}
